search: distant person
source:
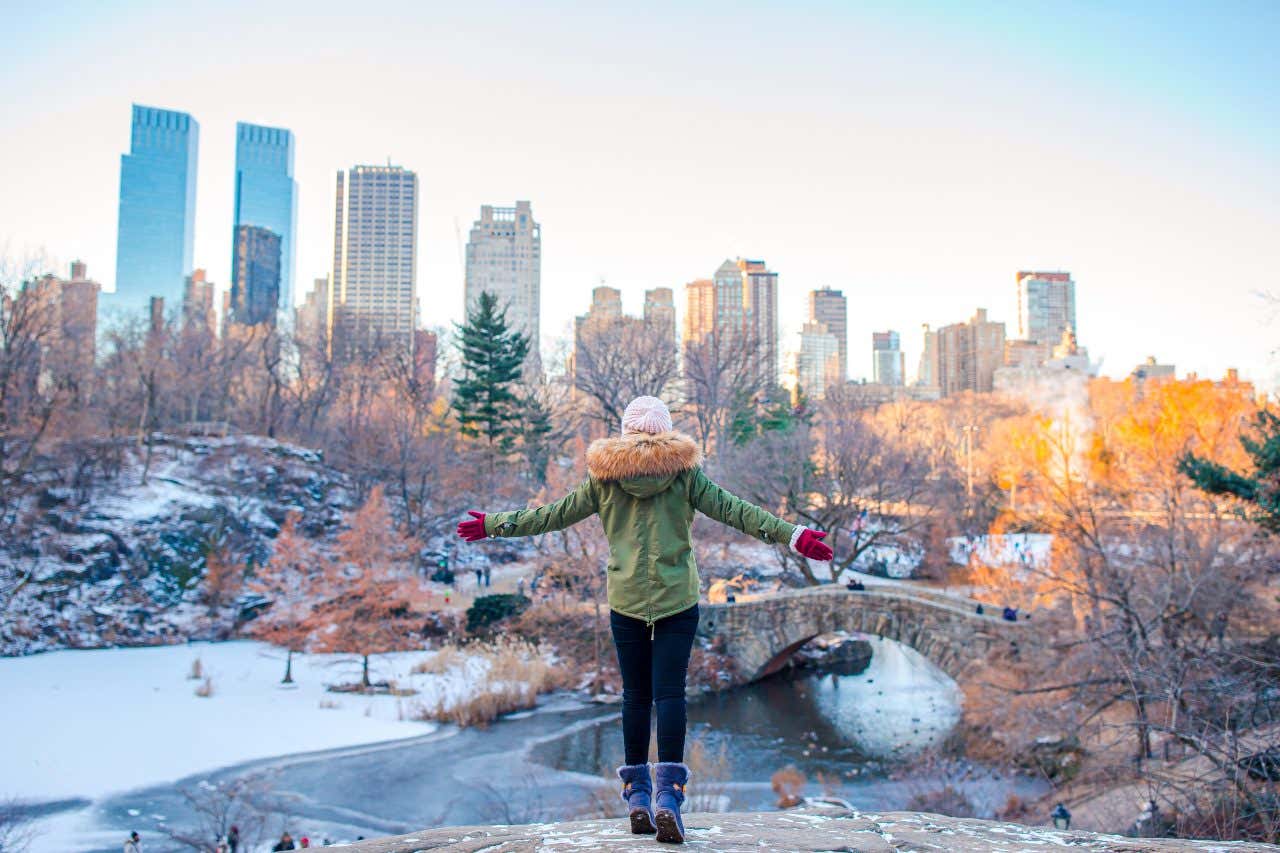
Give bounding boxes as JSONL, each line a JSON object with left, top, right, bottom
{"left": 124, "top": 831, "right": 142, "bottom": 853}
{"left": 1051, "top": 802, "right": 1072, "bottom": 830}
{"left": 483, "top": 565, "right": 492, "bottom": 587}
{"left": 517, "top": 577, "right": 526, "bottom": 597}
{"left": 299, "top": 838, "right": 310, "bottom": 849}
{"left": 272, "top": 832, "right": 296, "bottom": 851}
{"left": 975, "top": 603, "right": 984, "bottom": 615}
{"left": 1002, "top": 606, "right": 1018, "bottom": 622}
{"left": 474, "top": 568, "right": 483, "bottom": 588}
{"left": 846, "top": 579, "right": 865, "bottom": 591}
{"left": 227, "top": 825, "right": 240, "bottom": 852}
{"left": 457, "top": 395, "right": 832, "bottom": 844}
{"left": 215, "top": 839, "right": 229, "bottom": 853}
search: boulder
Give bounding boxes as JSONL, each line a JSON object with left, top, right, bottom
{"left": 339, "top": 806, "right": 1275, "bottom": 852}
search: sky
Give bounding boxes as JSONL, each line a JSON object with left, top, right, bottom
{"left": 1, "top": 0, "right": 1277, "bottom": 385}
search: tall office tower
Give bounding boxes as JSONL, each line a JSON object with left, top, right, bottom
{"left": 789, "top": 321, "right": 841, "bottom": 400}
{"left": 329, "top": 165, "right": 419, "bottom": 355}
{"left": 917, "top": 324, "right": 937, "bottom": 388}
{"left": 933, "top": 308, "right": 1006, "bottom": 396}
{"left": 233, "top": 123, "right": 296, "bottom": 318}
{"left": 1016, "top": 271, "right": 1076, "bottom": 347}
{"left": 182, "top": 268, "right": 217, "bottom": 333}
{"left": 295, "top": 275, "right": 330, "bottom": 351}
{"left": 464, "top": 201, "right": 541, "bottom": 364}
{"left": 872, "top": 330, "right": 905, "bottom": 386}
{"left": 230, "top": 225, "right": 282, "bottom": 327}
{"left": 582, "top": 285, "right": 623, "bottom": 327}
{"left": 112, "top": 104, "right": 199, "bottom": 320}
{"left": 810, "top": 288, "right": 848, "bottom": 381}
{"left": 683, "top": 278, "right": 715, "bottom": 343}
{"left": 644, "top": 287, "right": 677, "bottom": 347}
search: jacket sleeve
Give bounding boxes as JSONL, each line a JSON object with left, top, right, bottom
{"left": 483, "top": 480, "right": 599, "bottom": 538}
{"left": 687, "top": 467, "right": 798, "bottom": 546}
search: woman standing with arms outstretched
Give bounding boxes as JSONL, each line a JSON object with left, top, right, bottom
{"left": 457, "top": 396, "right": 833, "bottom": 844}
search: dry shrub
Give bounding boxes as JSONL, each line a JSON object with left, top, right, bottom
{"left": 194, "top": 676, "right": 214, "bottom": 698}
{"left": 771, "top": 765, "right": 806, "bottom": 808}
{"left": 188, "top": 657, "right": 203, "bottom": 680}
{"left": 907, "top": 785, "right": 976, "bottom": 818}
{"left": 411, "top": 636, "right": 571, "bottom": 728}
{"left": 317, "top": 698, "right": 341, "bottom": 710}
{"left": 685, "top": 735, "right": 732, "bottom": 812}
{"left": 508, "top": 599, "right": 616, "bottom": 693}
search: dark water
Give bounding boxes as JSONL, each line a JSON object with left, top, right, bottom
{"left": 39, "top": 640, "right": 1046, "bottom": 851}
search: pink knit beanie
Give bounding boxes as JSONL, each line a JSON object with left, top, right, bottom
{"left": 621, "top": 396, "right": 673, "bottom": 435}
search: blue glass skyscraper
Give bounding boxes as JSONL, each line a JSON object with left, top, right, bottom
{"left": 112, "top": 105, "right": 199, "bottom": 320}
{"left": 233, "top": 123, "right": 296, "bottom": 318}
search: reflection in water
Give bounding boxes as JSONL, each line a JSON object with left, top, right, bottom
{"left": 533, "top": 637, "right": 962, "bottom": 783}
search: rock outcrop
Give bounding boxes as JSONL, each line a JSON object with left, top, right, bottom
{"left": 340, "top": 806, "right": 1272, "bottom": 851}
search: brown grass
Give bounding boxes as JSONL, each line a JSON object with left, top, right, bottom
{"left": 188, "top": 657, "right": 203, "bottom": 680}
{"left": 410, "top": 637, "right": 571, "bottom": 728}
{"left": 318, "top": 698, "right": 341, "bottom": 710}
{"left": 194, "top": 676, "right": 214, "bottom": 698}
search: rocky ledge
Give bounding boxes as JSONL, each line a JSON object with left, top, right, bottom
{"left": 341, "top": 806, "right": 1272, "bottom": 851}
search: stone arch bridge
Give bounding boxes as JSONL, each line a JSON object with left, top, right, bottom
{"left": 697, "top": 586, "right": 1026, "bottom": 684}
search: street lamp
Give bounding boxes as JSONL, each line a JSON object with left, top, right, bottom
{"left": 1051, "top": 803, "right": 1071, "bottom": 831}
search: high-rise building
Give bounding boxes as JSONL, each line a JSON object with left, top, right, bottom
{"left": 1017, "top": 271, "right": 1076, "bottom": 347}
{"left": 932, "top": 309, "right": 1006, "bottom": 396}
{"left": 230, "top": 225, "right": 282, "bottom": 326}
{"left": 111, "top": 104, "right": 199, "bottom": 320}
{"left": 916, "top": 324, "right": 937, "bottom": 389}
{"left": 233, "top": 122, "right": 296, "bottom": 318}
{"left": 683, "top": 278, "right": 715, "bottom": 344}
{"left": 644, "top": 287, "right": 677, "bottom": 347}
{"left": 810, "top": 288, "right": 848, "bottom": 381}
{"left": 295, "top": 275, "right": 329, "bottom": 352}
{"left": 329, "top": 165, "right": 419, "bottom": 355}
{"left": 872, "top": 330, "right": 904, "bottom": 387}
{"left": 787, "top": 321, "right": 841, "bottom": 401}
{"left": 182, "top": 268, "right": 216, "bottom": 334}
{"left": 21, "top": 262, "right": 100, "bottom": 390}
{"left": 465, "top": 201, "right": 541, "bottom": 363}
{"left": 685, "top": 259, "right": 779, "bottom": 385}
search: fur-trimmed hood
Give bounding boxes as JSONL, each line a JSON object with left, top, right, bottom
{"left": 586, "top": 431, "right": 701, "bottom": 488}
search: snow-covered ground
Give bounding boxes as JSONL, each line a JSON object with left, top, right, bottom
{"left": 949, "top": 533, "right": 1053, "bottom": 572}
{"left": 0, "top": 640, "right": 495, "bottom": 803}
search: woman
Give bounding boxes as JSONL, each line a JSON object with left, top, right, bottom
{"left": 457, "top": 396, "right": 832, "bottom": 844}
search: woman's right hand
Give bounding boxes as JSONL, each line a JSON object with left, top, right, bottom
{"left": 456, "top": 510, "right": 487, "bottom": 542}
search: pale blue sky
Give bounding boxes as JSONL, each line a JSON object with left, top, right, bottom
{"left": 1, "top": 0, "right": 1277, "bottom": 384}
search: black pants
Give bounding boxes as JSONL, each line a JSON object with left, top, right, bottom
{"left": 610, "top": 604, "right": 700, "bottom": 765}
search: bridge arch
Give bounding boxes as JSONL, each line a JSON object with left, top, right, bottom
{"left": 697, "top": 586, "right": 1023, "bottom": 685}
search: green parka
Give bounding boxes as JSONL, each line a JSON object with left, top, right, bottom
{"left": 484, "top": 431, "right": 798, "bottom": 623}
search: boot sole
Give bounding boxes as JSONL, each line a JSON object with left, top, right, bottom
{"left": 655, "top": 809, "right": 684, "bottom": 844}
{"left": 629, "top": 808, "right": 656, "bottom": 834}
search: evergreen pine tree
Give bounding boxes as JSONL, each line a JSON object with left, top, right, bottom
{"left": 451, "top": 291, "right": 530, "bottom": 452}
{"left": 1180, "top": 408, "right": 1280, "bottom": 533}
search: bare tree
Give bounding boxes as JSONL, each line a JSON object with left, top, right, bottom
{"left": 0, "top": 797, "right": 37, "bottom": 852}
{"left": 573, "top": 317, "right": 679, "bottom": 430}
{"left": 158, "top": 775, "right": 280, "bottom": 852}
{"left": 682, "top": 329, "right": 762, "bottom": 454}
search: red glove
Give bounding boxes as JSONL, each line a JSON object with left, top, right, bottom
{"left": 795, "top": 529, "right": 833, "bottom": 561}
{"left": 456, "top": 511, "right": 487, "bottom": 542}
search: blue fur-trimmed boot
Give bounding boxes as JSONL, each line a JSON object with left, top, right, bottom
{"left": 653, "top": 762, "right": 690, "bottom": 844}
{"left": 617, "top": 764, "right": 655, "bottom": 834}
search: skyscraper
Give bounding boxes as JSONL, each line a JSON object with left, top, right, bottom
{"left": 687, "top": 259, "right": 779, "bottom": 386}
{"left": 233, "top": 123, "right": 296, "bottom": 318}
{"left": 112, "top": 104, "right": 199, "bottom": 320}
{"left": 295, "top": 275, "right": 330, "bottom": 351}
{"left": 329, "top": 165, "right": 419, "bottom": 355}
{"left": 465, "top": 201, "right": 541, "bottom": 362}
{"left": 182, "top": 268, "right": 216, "bottom": 334}
{"left": 787, "top": 321, "right": 841, "bottom": 400}
{"left": 230, "top": 225, "right": 282, "bottom": 327}
{"left": 643, "top": 287, "right": 677, "bottom": 347}
{"left": 810, "top": 288, "right": 848, "bottom": 381}
{"left": 872, "top": 330, "right": 904, "bottom": 386}
{"left": 1017, "top": 271, "right": 1076, "bottom": 346}
{"left": 933, "top": 308, "right": 1006, "bottom": 396}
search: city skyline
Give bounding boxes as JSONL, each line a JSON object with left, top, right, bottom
{"left": 3, "top": 1, "right": 1277, "bottom": 384}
